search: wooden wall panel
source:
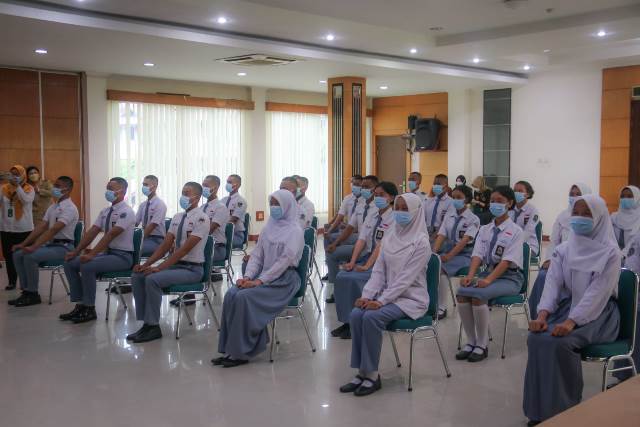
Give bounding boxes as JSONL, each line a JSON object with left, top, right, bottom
{"left": 602, "top": 89, "right": 631, "bottom": 120}
{"left": 600, "top": 148, "right": 629, "bottom": 177}
{"left": 603, "top": 66, "right": 640, "bottom": 91}
{"left": 601, "top": 118, "right": 630, "bottom": 148}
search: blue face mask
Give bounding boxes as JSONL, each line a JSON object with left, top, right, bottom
{"left": 394, "top": 211, "right": 412, "bottom": 226}
{"left": 489, "top": 202, "right": 507, "bottom": 218}
{"left": 141, "top": 185, "right": 151, "bottom": 197}
{"left": 270, "top": 206, "right": 283, "bottom": 220}
{"left": 568, "top": 196, "right": 577, "bottom": 209}
{"left": 352, "top": 185, "right": 362, "bottom": 197}
{"left": 453, "top": 199, "right": 466, "bottom": 210}
{"left": 570, "top": 216, "right": 594, "bottom": 236}
{"left": 361, "top": 189, "right": 373, "bottom": 200}
{"left": 514, "top": 192, "right": 526, "bottom": 204}
{"left": 432, "top": 185, "right": 444, "bottom": 195}
{"left": 374, "top": 196, "right": 388, "bottom": 209}
{"left": 620, "top": 198, "right": 636, "bottom": 210}
{"left": 225, "top": 183, "right": 234, "bottom": 193}
{"left": 179, "top": 195, "right": 191, "bottom": 210}
{"left": 408, "top": 180, "right": 417, "bottom": 191}
{"left": 52, "top": 187, "right": 63, "bottom": 199}
{"left": 105, "top": 190, "right": 117, "bottom": 203}
{"left": 202, "top": 187, "right": 212, "bottom": 199}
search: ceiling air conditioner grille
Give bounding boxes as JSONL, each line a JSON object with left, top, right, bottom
{"left": 216, "top": 54, "right": 299, "bottom": 66}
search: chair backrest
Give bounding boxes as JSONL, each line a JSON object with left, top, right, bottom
{"left": 201, "top": 236, "right": 214, "bottom": 283}
{"left": 224, "top": 223, "right": 234, "bottom": 261}
{"left": 311, "top": 216, "right": 318, "bottom": 230}
{"left": 164, "top": 218, "right": 172, "bottom": 232}
{"left": 534, "top": 221, "right": 543, "bottom": 255}
{"left": 426, "top": 254, "right": 441, "bottom": 317}
{"left": 294, "top": 245, "right": 311, "bottom": 299}
{"left": 242, "top": 213, "right": 250, "bottom": 244}
{"left": 132, "top": 228, "right": 143, "bottom": 265}
{"left": 520, "top": 243, "right": 531, "bottom": 294}
{"left": 303, "top": 227, "right": 315, "bottom": 248}
{"left": 618, "top": 269, "right": 639, "bottom": 350}
{"left": 73, "top": 221, "right": 84, "bottom": 247}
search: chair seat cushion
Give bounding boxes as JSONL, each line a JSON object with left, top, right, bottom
{"left": 387, "top": 315, "right": 433, "bottom": 331}
{"left": 163, "top": 283, "right": 205, "bottom": 293}
{"left": 581, "top": 340, "right": 631, "bottom": 359}
{"left": 212, "top": 261, "right": 226, "bottom": 268}
{"left": 287, "top": 297, "right": 299, "bottom": 307}
{"left": 490, "top": 294, "right": 525, "bottom": 306}
{"left": 39, "top": 260, "right": 64, "bottom": 268}
{"left": 98, "top": 271, "right": 132, "bottom": 279}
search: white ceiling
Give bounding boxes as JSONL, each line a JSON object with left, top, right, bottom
{"left": 1, "top": 0, "right": 640, "bottom": 95}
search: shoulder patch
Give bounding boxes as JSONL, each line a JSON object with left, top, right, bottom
{"left": 119, "top": 213, "right": 127, "bottom": 218}
{"left": 237, "top": 202, "right": 243, "bottom": 207}
{"left": 533, "top": 215, "right": 539, "bottom": 222}
{"left": 198, "top": 217, "right": 206, "bottom": 223}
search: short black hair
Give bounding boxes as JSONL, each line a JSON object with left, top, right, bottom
{"left": 515, "top": 180, "right": 535, "bottom": 199}
{"left": 376, "top": 181, "right": 399, "bottom": 200}
{"left": 281, "top": 176, "right": 298, "bottom": 187}
{"left": 205, "top": 175, "right": 220, "bottom": 188}
{"left": 26, "top": 166, "right": 40, "bottom": 175}
{"left": 144, "top": 175, "right": 158, "bottom": 185}
{"left": 110, "top": 177, "right": 128, "bottom": 192}
{"left": 291, "top": 174, "right": 301, "bottom": 180}
{"left": 493, "top": 185, "right": 516, "bottom": 203}
{"left": 352, "top": 174, "right": 363, "bottom": 181}
{"left": 57, "top": 176, "right": 74, "bottom": 190}
{"left": 363, "top": 175, "right": 379, "bottom": 185}
{"left": 298, "top": 176, "right": 309, "bottom": 186}
{"left": 409, "top": 171, "right": 422, "bottom": 179}
{"left": 434, "top": 173, "right": 448, "bottom": 181}
{"left": 229, "top": 174, "right": 242, "bottom": 185}
{"left": 184, "top": 182, "right": 203, "bottom": 197}
{"left": 453, "top": 184, "right": 473, "bottom": 203}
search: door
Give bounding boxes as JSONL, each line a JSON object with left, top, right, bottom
{"left": 376, "top": 135, "right": 407, "bottom": 191}
{"left": 630, "top": 100, "right": 640, "bottom": 186}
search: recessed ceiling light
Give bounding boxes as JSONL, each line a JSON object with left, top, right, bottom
{"left": 325, "top": 33, "right": 335, "bottom": 41}
{"left": 429, "top": 26, "right": 444, "bottom": 31}
{"left": 319, "top": 80, "right": 327, "bottom": 84}
{"left": 379, "top": 86, "right": 388, "bottom": 90}
{"left": 472, "top": 57, "right": 480, "bottom": 64}
{"left": 34, "top": 49, "right": 47, "bottom": 55}
{"left": 543, "top": 49, "right": 551, "bottom": 53}
{"left": 217, "top": 16, "right": 228, "bottom": 24}
{"left": 237, "top": 72, "right": 247, "bottom": 76}
{"left": 597, "top": 30, "right": 607, "bottom": 37}
{"left": 523, "top": 64, "right": 531, "bottom": 71}
{"left": 143, "top": 62, "right": 155, "bottom": 67}
{"left": 410, "top": 48, "right": 418, "bottom": 54}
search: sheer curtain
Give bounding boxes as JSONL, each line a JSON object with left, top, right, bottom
{"left": 266, "top": 111, "right": 328, "bottom": 214}
{"left": 108, "top": 101, "right": 246, "bottom": 216}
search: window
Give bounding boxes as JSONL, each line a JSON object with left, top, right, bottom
{"left": 483, "top": 88, "right": 511, "bottom": 188}
{"left": 108, "top": 101, "right": 247, "bottom": 216}
{"left": 266, "top": 111, "right": 329, "bottom": 214}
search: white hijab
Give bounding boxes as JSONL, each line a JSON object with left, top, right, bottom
{"left": 558, "top": 182, "right": 593, "bottom": 228}
{"left": 567, "top": 195, "right": 620, "bottom": 273}
{"left": 381, "top": 193, "right": 429, "bottom": 272}
{"left": 612, "top": 185, "right": 640, "bottom": 233}
{"left": 261, "top": 189, "right": 304, "bottom": 263}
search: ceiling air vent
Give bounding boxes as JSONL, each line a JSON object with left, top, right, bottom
{"left": 216, "top": 54, "right": 299, "bottom": 66}
{"left": 633, "top": 86, "right": 640, "bottom": 100}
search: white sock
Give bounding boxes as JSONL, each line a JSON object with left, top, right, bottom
{"left": 457, "top": 302, "right": 476, "bottom": 347}
{"left": 473, "top": 304, "right": 490, "bottom": 349}
{"left": 361, "top": 371, "right": 379, "bottom": 386}
{"left": 438, "top": 274, "right": 448, "bottom": 310}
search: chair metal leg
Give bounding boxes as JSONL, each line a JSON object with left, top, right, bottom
{"left": 60, "top": 271, "right": 70, "bottom": 295}
{"left": 601, "top": 359, "right": 611, "bottom": 392}
{"left": 408, "top": 333, "right": 415, "bottom": 391}
{"left": 183, "top": 300, "right": 194, "bottom": 326}
{"left": 501, "top": 307, "right": 510, "bottom": 359}
{"left": 114, "top": 282, "right": 128, "bottom": 309}
{"left": 389, "top": 332, "right": 401, "bottom": 367}
{"left": 298, "top": 307, "right": 316, "bottom": 352}
{"left": 105, "top": 280, "right": 112, "bottom": 321}
{"left": 457, "top": 322, "right": 462, "bottom": 350}
{"left": 308, "top": 278, "right": 322, "bottom": 313}
{"left": 313, "top": 259, "right": 324, "bottom": 287}
{"left": 523, "top": 301, "right": 531, "bottom": 322}
{"left": 175, "top": 299, "right": 182, "bottom": 339}
{"left": 444, "top": 274, "right": 457, "bottom": 307}
{"left": 269, "top": 320, "right": 277, "bottom": 362}
{"left": 48, "top": 270, "right": 55, "bottom": 305}
{"left": 203, "top": 293, "right": 220, "bottom": 330}
{"left": 433, "top": 327, "right": 452, "bottom": 378}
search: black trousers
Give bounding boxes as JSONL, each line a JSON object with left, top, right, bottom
{"left": 1, "top": 231, "right": 31, "bottom": 285}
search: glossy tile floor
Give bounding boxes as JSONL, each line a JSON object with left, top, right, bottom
{"left": 0, "top": 240, "right": 604, "bottom": 427}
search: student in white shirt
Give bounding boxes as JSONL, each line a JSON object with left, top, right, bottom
{"left": 295, "top": 176, "right": 315, "bottom": 229}
{"left": 610, "top": 185, "right": 640, "bottom": 253}
{"left": 523, "top": 195, "right": 621, "bottom": 425}
{"left": 10, "top": 176, "right": 79, "bottom": 307}
{"left": 407, "top": 171, "right": 426, "bottom": 201}
{"left": 136, "top": 175, "right": 167, "bottom": 257}
{"left": 220, "top": 174, "right": 248, "bottom": 248}
{"left": 424, "top": 173, "right": 453, "bottom": 239}
{"left": 509, "top": 180, "right": 541, "bottom": 257}
{"left": 325, "top": 175, "right": 363, "bottom": 237}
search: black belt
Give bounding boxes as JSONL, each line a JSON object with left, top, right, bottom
{"left": 490, "top": 264, "right": 520, "bottom": 272}
{"left": 52, "top": 239, "right": 73, "bottom": 244}
{"left": 286, "top": 266, "right": 297, "bottom": 271}
{"left": 148, "top": 235, "right": 164, "bottom": 240}
{"left": 177, "top": 261, "right": 203, "bottom": 267}
{"left": 215, "top": 243, "right": 225, "bottom": 248}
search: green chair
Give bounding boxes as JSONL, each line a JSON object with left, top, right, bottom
{"left": 101, "top": 228, "right": 143, "bottom": 321}
{"left": 232, "top": 213, "right": 250, "bottom": 255}
{"left": 303, "top": 227, "right": 321, "bottom": 312}
{"left": 162, "top": 236, "right": 220, "bottom": 339}
{"left": 581, "top": 268, "right": 638, "bottom": 391}
{"left": 40, "top": 221, "right": 84, "bottom": 304}
{"left": 529, "top": 222, "right": 543, "bottom": 271}
{"left": 386, "top": 254, "right": 452, "bottom": 391}
{"left": 213, "top": 223, "right": 235, "bottom": 284}
{"left": 269, "top": 245, "right": 316, "bottom": 362}
{"left": 311, "top": 216, "right": 318, "bottom": 230}
{"left": 164, "top": 218, "right": 171, "bottom": 232}
{"left": 441, "top": 266, "right": 470, "bottom": 308}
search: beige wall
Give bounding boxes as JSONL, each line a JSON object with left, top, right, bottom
{"left": 106, "top": 75, "right": 251, "bottom": 100}
{"left": 265, "top": 88, "right": 326, "bottom": 106}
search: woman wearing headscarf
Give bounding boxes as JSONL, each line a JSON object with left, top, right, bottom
{"left": 339, "top": 193, "right": 430, "bottom": 397}
{"left": 610, "top": 185, "right": 640, "bottom": 253}
{"left": 523, "top": 195, "right": 621, "bottom": 425}
{"left": 529, "top": 182, "right": 592, "bottom": 318}
{"left": 455, "top": 175, "right": 466, "bottom": 187}
{"left": 25, "top": 166, "right": 53, "bottom": 224}
{"left": 470, "top": 176, "right": 492, "bottom": 225}
{"left": 1, "top": 165, "right": 35, "bottom": 290}
{"left": 213, "top": 189, "right": 304, "bottom": 368}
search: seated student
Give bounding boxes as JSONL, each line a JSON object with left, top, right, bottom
{"left": 9, "top": 176, "right": 79, "bottom": 307}
{"left": 509, "top": 180, "right": 541, "bottom": 257}
{"left": 456, "top": 186, "right": 524, "bottom": 362}
{"left": 424, "top": 173, "right": 453, "bottom": 239}
{"left": 325, "top": 175, "right": 363, "bottom": 238}
{"left": 523, "top": 195, "right": 621, "bottom": 425}
{"left": 528, "top": 183, "right": 592, "bottom": 319}
{"left": 339, "top": 192, "right": 430, "bottom": 397}
{"left": 296, "top": 176, "right": 315, "bottom": 229}
{"left": 407, "top": 171, "right": 426, "bottom": 201}
{"left": 616, "top": 232, "right": 640, "bottom": 383}
{"left": 212, "top": 189, "right": 304, "bottom": 368}
{"left": 136, "top": 175, "right": 167, "bottom": 257}
{"left": 470, "top": 176, "right": 492, "bottom": 225}
{"left": 220, "top": 174, "right": 248, "bottom": 248}
{"left": 127, "top": 182, "right": 210, "bottom": 343}
{"left": 331, "top": 181, "right": 397, "bottom": 339}
{"left": 455, "top": 175, "right": 467, "bottom": 187}
{"left": 432, "top": 185, "right": 480, "bottom": 320}
{"left": 61, "top": 177, "right": 136, "bottom": 323}
{"left": 610, "top": 185, "right": 640, "bottom": 252}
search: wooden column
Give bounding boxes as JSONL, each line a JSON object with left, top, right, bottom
{"left": 327, "top": 77, "right": 367, "bottom": 217}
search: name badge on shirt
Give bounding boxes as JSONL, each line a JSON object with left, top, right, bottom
{"left": 375, "top": 229, "right": 385, "bottom": 240}
{"left": 495, "top": 245, "right": 505, "bottom": 257}
{"left": 111, "top": 221, "right": 117, "bottom": 228}
{"left": 458, "top": 230, "right": 465, "bottom": 239}
{"left": 7, "top": 207, "right": 13, "bottom": 218}
{"left": 524, "top": 216, "right": 530, "bottom": 226}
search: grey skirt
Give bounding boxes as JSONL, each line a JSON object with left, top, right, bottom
{"left": 456, "top": 269, "right": 523, "bottom": 302}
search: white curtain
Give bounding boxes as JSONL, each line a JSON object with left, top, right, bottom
{"left": 266, "top": 111, "right": 328, "bottom": 213}
{"left": 108, "top": 101, "right": 246, "bottom": 216}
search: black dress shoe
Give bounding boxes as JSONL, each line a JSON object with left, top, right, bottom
{"left": 5, "top": 283, "right": 16, "bottom": 290}
{"left": 59, "top": 304, "right": 84, "bottom": 321}
{"left": 527, "top": 420, "right": 540, "bottom": 426}
{"left": 8, "top": 292, "right": 23, "bottom": 305}
{"left": 126, "top": 324, "right": 149, "bottom": 341}
{"left": 325, "top": 294, "right": 335, "bottom": 304}
{"left": 321, "top": 274, "right": 329, "bottom": 281}
{"left": 339, "top": 376, "right": 364, "bottom": 393}
{"left": 340, "top": 326, "right": 351, "bottom": 340}
{"left": 132, "top": 325, "right": 163, "bottom": 343}
{"left": 170, "top": 294, "right": 196, "bottom": 307}
{"left": 437, "top": 309, "right": 447, "bottom": 320}
{"left": 354, "top": 376, "right": 382, "bottom": 397}
{"left": 467, "top": 347, "right": 488, "bottom": 363}
{"left": 455, "top": 347, "right": 473, "bottom": 361}
{"left": 13, "top": 291, "right": 42, "bottom": 307}
{"left": 331, "top": 323, "right": 348, "bottom": 337}
{"left": 221, "top": 358, "right": 249, "bottom": 368}
{"left": 71, "top": 306, "right": 98, "bottom": 324}
{"left": 211, "top": 356, "right": 230, "bottom": 366}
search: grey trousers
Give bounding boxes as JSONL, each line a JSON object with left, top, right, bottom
{"left": 324, "top": 231, "right": 357, "bottom": 249}
{"left": 350, "top": 303, "right": 406, "bottom": 373}
{"left": 13, "top": 244, "right": 72, "bottom": 292}
{"left": 64, "top": 251, "right": 133, "bottom": 306}
{"left": 335, "top": 269, "right": 372, "bottom": 323}
{"left": 141, "top": 236, "right": 164, "bottom": 258}
{"left": 326, "top": 244, "right": 361, "bottom": 284}
{"left": 132, "top": 264, "right": 203, "bottom": 325}
{"left": 528, "top": 267, "right": 548, "bottom": 320}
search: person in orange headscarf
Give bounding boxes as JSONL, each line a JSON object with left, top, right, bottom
{"left": 1, "top": 165, "right": 35, "bottom": 290}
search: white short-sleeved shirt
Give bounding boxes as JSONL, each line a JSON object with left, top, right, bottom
{"left": 202, "top": 198, "right": 230, "bottom": 245}
{"left": 472, "top": 218, "right": 524, "bottom": 269}
{"left": 424, "top": 194, "right": 454, "bottom": 234}
{"left": 0, "top": 186, "right": 35, "bottom": 233}
{"left": 43, "top": 197, "right": 79, "bottom": 241}
{"left": 221, "top": 192, "right": 247, "bottom": 232}
{"left": 92, "top": 201, "right": 136, "bottom": 251}
{"left": 348, "top": 201, "right": 378, "bottom": 233}
{"left": 168, "top": 208, "right": 210, "bottom": 263}
{"left": 135, "top": 196, "right": 167, "bottom": 238}
{"left": 358, "top": 208, "right": 394, "bottom": 253}
{"left": 337, "top": 194, "right": 362, "bottom": 221}
{"left": 508, "top": 201, "right": 540, "bottom": 255}
{"left": 297, "top": 196, "right": 315, "bottom": 229}
{"left": 437, "top": 208, "right": 480, "bottom": 246}
{"left": 411, "top": 190, "right": 427, "bottom": 202}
